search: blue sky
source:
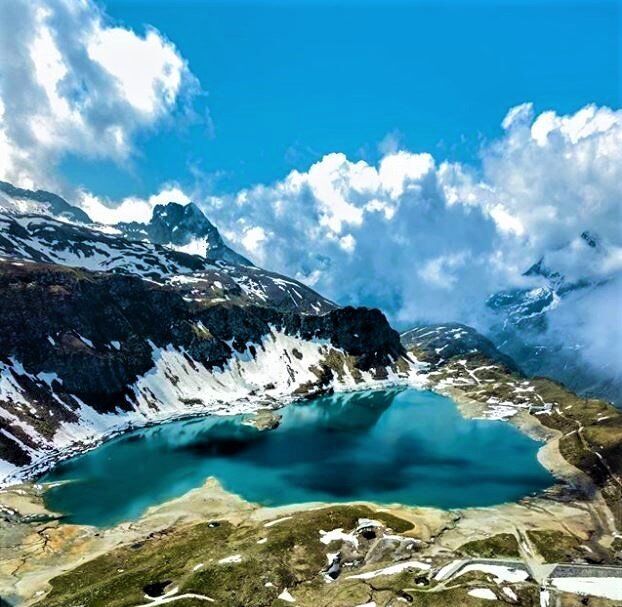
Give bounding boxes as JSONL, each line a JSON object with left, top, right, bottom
{"left": 61, "top": 0, "right": 620, "bottom": 199}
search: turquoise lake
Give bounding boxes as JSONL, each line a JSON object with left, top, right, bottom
{"left": 42, "top": 389, "right": 553, "bottom": 527}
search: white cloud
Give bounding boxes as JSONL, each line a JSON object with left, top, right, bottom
{"left": 241, "top": 226, "right": 268, "bottom": 256}
{"left": 202, "top": 149, "right": 499, "bottom": 324}
{"left": 87, "top": 26, "right": 184, "bottom": 116}
{"left": 0, "top": 0, "right": 198, "bottom": 189}
{"left": 418, "top": 253, "right": 470, "bottom": 290}
{"left": 481, "top": 103, "right": 622, "bottom": 257}
{"left": 378, "top": 151, "right": 435, "bottom": 198}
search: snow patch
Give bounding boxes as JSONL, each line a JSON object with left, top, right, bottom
{"left": 550, "top": 577, "right": 622, "bottom": 600}
{"left": 468, "top": 588, "right": 497, "bottom": 600}
{"left": 277, "top": 588, "right": 295, "bottom": 603}
{"left": 218, "top": 554, "right": 242, "bottom": 565}
{"left": 347, "top": 560, "right": 431, "bottom": 579}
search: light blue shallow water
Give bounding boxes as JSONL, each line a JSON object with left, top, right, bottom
{"left": 42, "top": 389, "right": 553, "bottom": 527}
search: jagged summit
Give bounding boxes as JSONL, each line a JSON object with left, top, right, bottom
{"left": 0, "top": 180, "right": 91, "bottom": 224}
{"left": 120, "top": 201, "right": 218, "bottom": 245}
{"left": 522, "top": 257, "right": 563, "bottom": 284}
{"left": 117, "top": 201, "right": 253, "bottom": 266}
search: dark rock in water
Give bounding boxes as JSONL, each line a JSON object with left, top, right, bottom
{"left": 245, "top": 410, "right": 281, "bottom": 431}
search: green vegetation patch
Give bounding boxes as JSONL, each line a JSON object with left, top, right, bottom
{"left": 37, "top": 505, "right": 413, "bottom": 607}
{"left": 526, "top": 529, "right": 584, "bottom": 563}
{"left": 458, "top": 533, "right": 520, "bottom": 558}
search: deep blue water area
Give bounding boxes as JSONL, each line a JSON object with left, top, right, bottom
{"left": 42, "top": 389, "right": 553, "bottom": 527}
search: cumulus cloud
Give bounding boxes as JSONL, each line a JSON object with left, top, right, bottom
{"left": 203, "top": 150, "right": 501, "bottom": 324}
{"left": 198, "top": 104, "right": 621, "bottom": 336}
{"left": 481, "top": 103, "right": 622, "bottom": 255}
{"left": 0, "top": 0, "right": 198, "bottom": 189}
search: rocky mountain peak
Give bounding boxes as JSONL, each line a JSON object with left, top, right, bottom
{"left": 117, "top": 201, "right": 252, "bottom": 266}
{"left": 522, "top": 257, "right": 563, "bottom": 283}
{"left": 580, "top": 230, "right": 600, "bottom": 249}
{"left": 148, "top": 201, "right": 221, "bottom": 246}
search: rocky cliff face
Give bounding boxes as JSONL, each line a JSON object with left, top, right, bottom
{"left": 0, "top": 259, "right": 405, "bottom": 481}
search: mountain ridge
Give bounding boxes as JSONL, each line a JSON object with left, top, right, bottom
{"left": 0, "top": 181, "right": 91, "bottom": 224}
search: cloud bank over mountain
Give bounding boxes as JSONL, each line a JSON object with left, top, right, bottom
{"left": 197, "top": 103, "right": 621, "bottom": 396}
{"left": 0, "top": 0, "right": 199, "bottom": 190}
{"left": 199, "top": 104, "right": 621, "bottom": 322}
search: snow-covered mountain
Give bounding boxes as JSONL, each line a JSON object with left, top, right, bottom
{"left": 487, "top": 231, "right": 621, "bottom": 405}
{"left": 487, "top": 231, "right": 605, "bottom": 332}
{"left": 0, "top": 212, "right": 335, "bottom": 314}
{"left": 0, "top": 179, "right": 338, "bottom": 316}
{"left": 401, "top": 323, "right": 518, "bottom": 371}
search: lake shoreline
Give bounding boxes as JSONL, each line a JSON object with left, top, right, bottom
{"left": 2, "top": 357, "right": 620, "bottom": 605}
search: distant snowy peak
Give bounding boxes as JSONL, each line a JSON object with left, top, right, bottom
{"left": 485, "top": 229, "right": 621, "bottom": 405}
{"left": 117, "top": 201, "right": 252, "bottom": 266}
{"left": 488, "top": 230, "right": 611, "bottom": 331}
{"left": 0, "top": 181, "right": 91, "bottom": 224}
{"left": 523, "top": 230, "right": 606, "bottom": 286}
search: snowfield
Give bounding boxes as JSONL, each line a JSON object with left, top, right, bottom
{"left": 550, "top": 576, "right": 622, "bottom": 600}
